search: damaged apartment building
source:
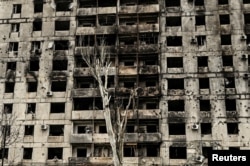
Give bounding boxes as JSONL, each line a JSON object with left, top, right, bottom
{"left": 0, "top": 0, "right": 250, "bottom": 165}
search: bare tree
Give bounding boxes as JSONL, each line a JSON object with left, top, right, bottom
{"left": 0, "top": 107, "right": 22, "bottom": 166}
{"left": 80, "top": 38, "right": 136, "bottom": 166}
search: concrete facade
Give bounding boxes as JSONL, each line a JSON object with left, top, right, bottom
{"left": 0, "top": 0, "right": 250, "bottom": 165}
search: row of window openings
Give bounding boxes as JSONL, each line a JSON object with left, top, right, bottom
{"left": 165, "top": 0, "right": 237, "bottom": 7}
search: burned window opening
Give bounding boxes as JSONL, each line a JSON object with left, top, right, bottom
{"left": 168, "top": 100, "right": 184, "bottom": 111}
{"left": 220, "top": 15, "right": 230, "bottom": 25}
{"left": 168, "top": 79, "right": 184, "bottom": 89}
{"left": 97, "top": 35, "right": 116, "bottom": 46}
{"left": 222, "top": 56, "right": 233, "bottom": 67}
{"left": 218, "top": 0, "right": 228, "bottom": 5}
{"left": 165, "top": 0, "right": 180, "bottom": 7}
{"left": 0, "top": 149, "right": 8, "bottom": 159}
{"left": 5, "top": 82, "right": 15, "bottom": 93}
{"left": 139, "top": 14, "right": 158, "bottom": 24}
{"left": 78, "top": 16, "right": 96, "bottom": 27}
{"left": 202, "top": 147, "right": 212, "bottom": 158}
{"left": 11, "top": 23, "right": 20, "bottom": 32}
{"left": 145, "top": 81, "right": 156, "bottom": 87}
{"left": 53, "top": 60, "right": 68, "bottom": 71}
{"left": 126, "top": 125, "right": 135, "bottom": 133}
{"left": 77, "top": 126, "right": 86, "bottom": 134}
{"left": 23, "top": 148, "right": 33, "bottom": 160}
{"left": 75, "top": 56, "right": 88, "bottom": 67}
{"left": 225, "top": 99, "right": 236, "bottom": 111}
{"left": 166, "top": 16, "right": 181, "bottom": 27}
{"left": 170, "top": 147, "right": 187, "bottom": 159}
{"left": 24, "top": 125, "right": 34, "bottom": 136}
{"left": 77, "top": 149, "right": 87, "bottom": 157}
{"left": 27, "top": 103, "right": 36, "bottom": 114}
{"left": 199, "top": 78, "right": 210, "bottom": 89}
{"left": 195, "top": 0, "right": 204, "bottom": 6}
{"left": 243, "top": 0, "right": 250, "bottom": 4}
{"left": 55, "top": 21, "right": 70, "bottom": 31}
{"left": 79, "top": 0, "right": 96, "bottom": 8}
{"left": 98, "top": 0, "right": 116, "bottom": 7}
{"left": 48, "top": 148, "right": 63, "bottom": 160}
{"left": 2, "top": 125, "right": 11, "bottom": 136}
{"left": 244, "top": 14, "right": 250, "bottom": 24}
{"left": 196, "top": 15, "right": 205, "bottom": 25}
{"left": 6, "top": 62, "right": 16, "bottom": 71}
{"left": 29, "top": 60, "right": 40, "bottom": 71}
{"left": 76, "top": 35, "right": 94, "bottom": 46}
{"left": 119, "top": 35, "right": 137, "bottom": 45}
{"left": 51, "top": 103, "right": 65, "bottom": 113}
{"left": 4, "top": 104, "right": 13, "bottom": 114}
{"left": 74, "top": 77, "right": 96, "bottom": 88}
{"left": 54, "top": 40, "right": 69, "bottom": 50}
{"left": 49, "top": 125, "right": 64, "bottom": 136}
{"left": 198, "top": 56, "right": 208, "bottom": 67}
{"left": 197, "top": 36, "right": 206, "bottom": 46}
{"left": 224, "top": 77, "right": 235, "bottom": 88}
{"left": 146, "top": 103, "right": 157, "bottom": 109}
{"left": 55, "top": 0, "right": 72, "bottom": 12}
{"left": 147, "top": 145, "right": 158, "bottom": 157}
{"left": 124, "top": 146, "right": 136, "bottom": 157}
{"left": 123, "top": 81, "right": 135, "bottom": 88}
{"left": 199, "top": 100, "right": 211, "bottom": 111}
{"left": 119, "top": 16, "right": 137, "bottom": 26}
{"left": 73, "top": 98, "right": 103, "bottom": 110}
{"left": 227, "top": 123, "right": 238, "bottom": 134}
{"left": 51, "top": 81, "right": 67, "bottom": 92}
{"left": 120, "top": 0, "right": 137, "bottom": 6}
{"left": 123, "top": 60, "right": 134, "bottom": 66}
{"left": 33, "top": 20, "right": 42, "bottom": 31}
{"left": 167, "top": 57, "right": 183, "bottom": 68}
{"left": 99, "top": 15, "right": 116, "bottom": 26}
{"left": 201, "top": 123, "right": 212, "bottom": 135}
{"left": 99, "top": 126, "right": 107, "bottom": 133}
{"left": 9, "top": 42, "right": 19, "bottom": 52}
{"left": 31, "top": 41, "right": 41, "bottom": 53}
{"left": 138, "top": 0, "right": 158, "bottom": 5}
{"left": 13, "top": 4, "right": 21, "bottom": 14}
{"left": 34, "top": 2, "right": 43, "bottom": 13}
{"left": 169, "top": 123, "right": 186, "bottom": 135}
{"left": 139, "top": 33, "right": 158, "bottom": 44}
{"left": 229, "top": 147, "right": 240, "bottom": 151}
{"left": 27, "top": 81, "right": 37, "bottom": 92}
{"left": 167, "top": 36, "right": 182, "bottom": 46}
{"left": 221, "top": 35, "right": 231, "bottom": 45}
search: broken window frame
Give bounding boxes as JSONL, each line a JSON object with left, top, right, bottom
{"left": 47, "top": 148, "right": 63, "bottom": 160}
{"left": 31, "top": 41, "right": 41, "bottom": 53}
{"left": 196, "top": 35, "right": 206, "bottom": 46}
{"left": 13, "top": 4, "right": 21, "bottom": 14}
{"left": 11, "top": 23, "right": 20, "bottom": 32}
{"left": 9, "top": 42, "right": 19, "bottom": 52}
{"left": 224, "top": 77, "right": 235, "bottom": 88}
{"left": 27, "top": 103, "right": 36, "bottom": 114}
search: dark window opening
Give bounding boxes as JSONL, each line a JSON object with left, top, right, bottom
{"left": 27, "top": 103, "right": 36, "bottom": 114}
{"left": 200, "top": 100, "right": 210, "bottom": 111}
{"left": 78, "top": 16, "right": 96, "bottom": 27}
{"left": 147, "top": 145, "right": 158, "bottom": 157}
{"left": 119, "top": 16, "right": 137, "bottom": 25}
{"left": 138, "top": 0, "right": 158, "bottom": 5}
{"left": 195, "top": 0, "right": 204, "bottom": 6}
{"left": 51, "top": 81, "right": 67, "bottom": 92}
{"left": 73, "top": 98, "right": 103, "bottom": 110}
{"left": 99, "top": 15, "right": 116, "bottom": 26}
{"left": 166, "top": 17, "right": 181, "bottom": 27}
{"left": 221, "top": 35, "right": 231, "bottom": 45}
{"left": 24, "top": 125, "right": 34, "bottom": 136}
{"left": 31, "top": 41, "right": 41, "bottom": 52}
{"left": 168, "top": 79, "right": 184, "bottom": 89}
{"left": 77, "top": 126, "right": 85, "bottom": 134}
{"left": 34, "top": 2, "right": 43, "bottom": 13}
{"left": 144, "top": 59, "right": 157, "bottom": 65}
{"left": 169, "top": 123, "right": 186, "bottom": 135}
{"left": 23, "top": 148, "right": 33, "bottom": 160}
{"left": 51, "top": 103, "right": 65, "bottom": 113}
{"left": 197, "top": 36, "right": 206, "bottom": 46}
{"left": 13, "top": 4, "right": 21, "bottom": 14}
{"left": 218, "top": 0, "right": 228, "bottom": 5}
{"left": 139, "top": 14, "right": 158, "bottom": 24}
{"left": 126, "top": 126, "right": 134, "bottom": 133}
{"left": 243, "top": 0, "right": 250, "bottom": 4}
{"left": 4, "top": 104, "right": 13, "bottom": 114}
{"left": 76, "top": 35, "right": 94, "bottom": 46}
{"left": 75, "top": 56, "right": 88, "bottom": 67}
{"left": 145, "top": 81, "right": 156, "bottom": 87}
{"left": 48, "top": 148, "right": 63, "bottom": 160}
{"left": 198, "top": 56, "right": 208, "bottom": 67}
{"left": 169, "top": 147, "right": 186, "bottom": 159}
{"left": 147, "top": 125, "right": 157, "bottom": 133}
{"left": 225, "top": 99, "right": 236, "bottom": 111}
{"left": 227, "top": 123, "right": 238, "bottom": 134}
{"left": 9, "top": 42, "right": 19, "bottom": 52}
{"left": 99, "top": 126, "right": 107, "bottom": 133}
{"left": 6, "top": 62, "right": 16, "bottom": 71}
{"left": 97, "top": 35, "right": 116, "bottom": 46}
{"left": 0, "top": 148, "right": 8, "bottom": 159}
{"left": 79, "top": 0, "right": 96, "bottom": 8}
{"left": 98, "top": 0, "right": 116, "bottom": 7}
{"left": 199, "top": 78, "right": 210, "bottom": 89}
{"left": 54, "top": 40, "right": 69, "bottom": 50}
{"left": 2, "top": 126, "right": 10, "bottom": 136}
{"left": 165, "top": 0, "right": 180, "bottom": 7}
{"left": 229, "top": 147, "right": 240, "bottom": 151}
{"left": 139, "top": 33, "right": 158, "bottom": 45}
{"left": 74, "top": 77, "right": 95, "bottom": 88}
{"left": 5, "top": 82, "right": 15, "bottom": 93}
{"left": 11, "top": 23, "right": 20, "bottom": 32}
{"left": 167, "top": 36, "right": 182, "bottom": 46}
{"left": 244, "top": 14, "right": 250, "bottom": 24}
{"left": 167, "top": 57, "right": 183, "bottom": 68}
{"left": 196, "top": 15, "right": 205, "bottom": 25}
{"left": 146, "top": 103, "right": 157, "bottom": 109}
{"left": 225, "top": 77, "right": 235, "bottom": 88}
{"left": 220, "top": 15, "right": 230, "bottom": 25}
{"left": 77, "top": 149, "right": 87, "bottom": 157}
{"left": 168, "top": 100, "right": 184, "bottom": 111}
{"left": 55, "top": 0, "right": 72, "bottom": 11}
{"left": 27, "top": 82, "right": 37, "bottom": 92}
{"left": 119, "top": 36, "right": 137, "bottom": 45}
{"left": 53, "top": 60, "right": 68, "bottom": 70}
{"left": 124, "top": 82, "right": 135, "bottom": 88}
{"left": 124, "top": 61, "right": 134, "bottom": 66}
{"left": 55, "top": 21, "right": 70, "bottom": 31}
{"left": 222, "top": 56, "right": 233, "bottom": 67}
{"left": 29, "top": 60, "right": 40, "bottom": 71}
{"left": 202, "top": 147, "right": 212, "bottom": 158}
{"left": 33, "top": 20, "right": 42, "bottom": 31}
{"left": 49, "top": 125, "right": 64, "bottom": 136}
{"left": 201, "top": 123, "right": 211, "bottom": 134}
{"left": 124, "top": 147, "right": 135, "bottom": 157}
